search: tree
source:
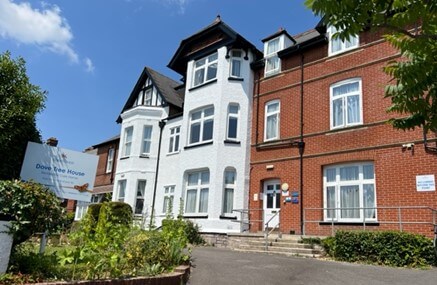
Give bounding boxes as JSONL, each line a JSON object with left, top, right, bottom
{"left": 0, "top": 180, "right": 66, "bottom": 246}
{"left": 305, "top": 0, "right": 437, "bottom": 134}
{"left": 0, "top": 51, "right": 46, "bottom": 180}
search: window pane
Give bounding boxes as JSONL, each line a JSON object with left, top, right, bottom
{"left": 194, "top": 69, "right": 204, "bottom": 86}
{"left": 333, "top": 82, "right": 359, "bottom": 96}
{"left": 190, "top": 123, "right": 200, "bottom": 144}
{"left": 266, "top": 192, "right": 274, "bottom": 208}
{"left": 188, "top": 173, "right": 199, "bottom": 186}
{"left": 225, "top": 170, "right": 235, "bottom": 184}
{"left": 363, "top": 165, "right": 374, "bottom": 179}
{"left": 191, "top": 111, "right": 202, "bottom": 120}
{"left": 340, "top": 185, "right": 360, "bottom": 218}
{"left": 347, "top": 95, "right": 360, "bottom": 124}
{"left": 206, "top": 63, "right": 217, "bottom": 81}
{"left": 267, "top": 38, "right": 279, "bottom": 54}
{"left": 135, "top": 199, "right": 144, "bottom": 215}
{"left": 231, "top": 59, "right": 241, "bottom": 77}
{"left": 201, "top": 171, "right": 210, "bottom": 184}
{"left": 137, "top": 181, "right": 146, "bottom": 196}
{"left": 326, "top": 168, "right": 336, "bottom": 182}
{"left": 275, "top": 192, "right": 281, "bottom": 208}
{"left": 345, "top": 35, "right": 358, "bottom": 48}
{"left": 203, "top": 119, "right": 213, "bottom": 141}
{"left": 228, "top": 117, "right": 238, "bottom": 139}
{"left": 331, "top": 37, "right": 342, "bottom": 53}
{"left": 142, "top": 141, "right": 151, "bottom": 154}
{"left": 332, "top": 98, "right": 343, "bottom": 127}
{"left": 363, "top": 184, "right": 375, "bottom": 219}
{"left": 168, "top": 137, "right": 174, "bottom": 153}
{"left": 208, "top": 53, "right": 218, "bottom": 62}
{"left": 266, "top": 114, "right": 278, "bottom": 139}
{"left": 186, "top": 190, "right": 197, "bottom": 213}
{"left": 267, "top": 102, "right": 279, "bottom": 113}
{"left": 326, "top": 186, "right": 336, "bottom": 219}
{"left": 340, "top": 166, "right": 359, "bottom": 181}
{"left": 163, "top": 196, "right": 169, "bottom": 213}
{"left": 195, "top": 58, "right": 206, "bottom": 67}
{"left": 204, "top": 107, "right": 214, "bottom": 117}
{"left": 223, "top": 188, "right": 234, "bottom": 214}
{"left": 229, "top": 105, "right": 239, "bottom": 114}
{"left": 199, "top": 188, "right": 209, "bottom": 212}
{"left": 266, "top": 56, "right": 279, "bottom": 72}
{"left": 174, "top": 135, "right": 180, "bottom": 152}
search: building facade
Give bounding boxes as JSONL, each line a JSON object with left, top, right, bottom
{"left": 249, "top": 23, "right": 437, "bottom": 237}
{"left": 113, "top": 18, "right": 262, "bottom": 232}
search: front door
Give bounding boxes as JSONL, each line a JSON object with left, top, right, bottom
{"left": 263, "top": 180, "right": 281, "bottom": 228}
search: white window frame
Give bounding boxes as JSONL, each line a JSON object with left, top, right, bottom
{"left": 328, "top": 26, "right": 359, "bottom": 56}
{"left": 264, "top": 37, "right": 281, "bottom": 76}
{"left": 323, "top": 162, "right": 377, "bottom": 222}
{"left": 141, "top": 125, "right": 153, "bottom": 156}
{"left": 330, "top": 78, "right": 363, "bottom": 130}
{"left": 134, "top": 180, "right": 146, "bottom": 215}
{"left": 188, "top": 106, "right": 214, "bottom": 146}
{"left": 222, "top": 168, "right": 236, "bottom": 215}
{"left": 144, "top": 88, "right": 152, "bottom": 106}
{"left": 162, "top": 185, "right": 175, "bottom": 213}
{"left": 123, "top": 126, "right": 133, "bottom": 157}
{"left": 168, "top": 126, "right": 181, "bottom": 154}
{"left": 74, "top": 201, "right": 89, "bottom": 220}
{"left": 192, "top": 52, "right": 218, "bottom": 87}
{"left": 185, "top": 170, "right": 209, "bottom": 214}
{"left": 226, "top": 104, "right": 239, "bottom": 141}
{"left": 264, "top": 100, "right": 280, "bottom": 141}
{"left": 106, "top": 148, "right": 114, "bottom": 173}
{"left": 117, "top": 180, "right": 126, "bottom": 202}
{"left": 230, "top": 50, "right": 243, "bottom": 78}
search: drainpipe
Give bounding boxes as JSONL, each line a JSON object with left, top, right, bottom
{"left": 255, "top": 71, "right": 261, "bottom": 145}
{"left": 299, "top": 53, "right": 306, "bottom": 235}
{"left": 149, "top": 119, "right": 166, "bottom": 230}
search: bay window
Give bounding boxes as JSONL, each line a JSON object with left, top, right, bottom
{"left": 189, "top": 106, "right": 214, "bottom": 145}
{"left": 193, "top": 52, "right": 218, "bottom": 87}
{"left": 185, "top": 170, "right": 209, "bottom": 214}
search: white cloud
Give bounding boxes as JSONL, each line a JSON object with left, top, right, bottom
{"left": 160, "top": 0, "right": 189, "bottom": 14}
{"left": 84, "top": 57, "right": 95, "bottom": 73}
{"left": 0, "top": 0, "right": 79, "bottom": 62}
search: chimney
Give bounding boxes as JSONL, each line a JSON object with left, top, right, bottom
{"left": 46, "top": 137, "right": 58, "bottom": 147}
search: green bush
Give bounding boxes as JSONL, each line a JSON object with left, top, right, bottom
{"left": 161, "top": 218, "right": 204, "bottom": 245}
{"left": 327, "top": 230, "right": 436, "bottom": 267}
{"left": 0, "top": 180, "right": 66, "bottom": 246}
{"left": 102, "top": 202, "right": 133, "bottom": 226}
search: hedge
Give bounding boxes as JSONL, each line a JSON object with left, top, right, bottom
{"left": 322, "top": 230, "right": 436, "bottom": 267}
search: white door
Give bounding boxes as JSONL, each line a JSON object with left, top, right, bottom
{"left": 263, "top": 180, "right": 281, "bottom": 228}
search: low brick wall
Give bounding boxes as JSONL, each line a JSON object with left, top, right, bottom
{"left": 28, "top": 265, "right": 190, "bottom": 285}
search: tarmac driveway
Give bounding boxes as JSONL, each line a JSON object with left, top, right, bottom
{"left": 188, "top": 247, "right": 437, "bottom": 285}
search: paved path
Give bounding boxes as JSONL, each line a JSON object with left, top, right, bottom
{"left": 188, "top": 247, "right": 437, "bottom": 285}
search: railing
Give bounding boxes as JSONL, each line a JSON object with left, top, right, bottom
{"left": 303, "top": 206, "right": 437, "bottom": 237}
{"left": 264, "top": 209, "right": 281, "bottom": 251}
{"left": 232, "top": 208, "right": 263, "bottom": 232}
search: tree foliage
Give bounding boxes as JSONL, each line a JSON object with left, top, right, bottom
{"left": 306, "top": 0, "right": 437, "bottom": 133}
{"left": 0, "top": 51, "right": 46, "bottom": 180}
{"left": 0, "top": 180, "right": 66, "bottom": 246}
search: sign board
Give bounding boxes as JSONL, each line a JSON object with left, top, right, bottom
{"left": 416, "top": 175, "right": 436, "bottom": 192}
{"left": 20, "top": 142, "right": 98, "bottom": 202}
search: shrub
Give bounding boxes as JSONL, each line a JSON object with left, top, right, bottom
{"left": 327, "top": 230, "right": 436, "bottom": 267}
{"left": 102, "top": 202, "right": 132, "bottom": 226}
{"left": 0, "top": 180, "right": 66, "bottom": 246}
{"left": 161, "top": 218, "right": 204, "bottom": 245}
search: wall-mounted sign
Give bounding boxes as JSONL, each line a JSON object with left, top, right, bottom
{"left": 291, "top": 191, "right": 299, "bottom": 198}
{"left": 282, "top": 190, "right": 289, "bottom": 197}
{"left": 20, "top": 142, "right": 98, "bottom": 202}
{"left": 416, "top": 175, "right": 435, "bottom": 192}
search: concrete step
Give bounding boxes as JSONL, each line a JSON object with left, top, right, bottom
{"left": 233, "top": 248, "right": 322, "bottom": 258}
{"left": 236, "top": 244, "right": 321, "bottom": 255}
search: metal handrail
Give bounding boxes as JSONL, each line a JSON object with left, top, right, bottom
{"left": 233, "top": 208, "right": 263, "bottom": 232}
{"left": 264, "top": 209, "right": 281, "bottom": 250}
{"left": 303, "top": 206, "right": 437, "bottom": 236}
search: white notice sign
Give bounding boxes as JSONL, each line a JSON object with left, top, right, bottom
{"left": 416, "top": 175, "right": 436, "bottom": 192}
{"left": 20, "top": 142, "right": 98, "bottom": 202}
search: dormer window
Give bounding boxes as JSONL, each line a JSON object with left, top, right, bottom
{"left": 328, "top": 26, "right": 359, "bottom": 56}
{"left": 265, "top": 38, "right": 280, "bottom": 76}
{"left": 193, "top": 52, "right": 218, "bottom": 87}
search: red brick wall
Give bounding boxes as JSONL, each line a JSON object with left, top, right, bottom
{"left": 250, "top": 29, "right": 437, "bottom": 237}
{"left": 94, "top": 140, "right": 119, "bottom": 187}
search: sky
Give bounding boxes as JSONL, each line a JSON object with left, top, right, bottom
{"left": 0, "top": 0, "right": 319, "bottom": 152}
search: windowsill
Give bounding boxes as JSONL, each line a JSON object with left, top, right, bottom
{"left": 224, "top": 140, "right": 241, "bottom": 145}
{"left": 119, "top": 156, "right": 129, "bottom": 160}
{"left": 183, "top": 214, "right": 208, "bottom": 219}
{"left": 139, "top": 154, "right": 150, "bottom": 158}
{"left": 327, "top": 124, "right": 366, "bottom": 135}
{"left": 166, "top": 151, "right": 180, "bottom": 156}
{"left": 188, "top": 79, "right": 217, "bottom": 92}
{"left": 328, "top": 46, "right": 360, "bottom": 58}
{"left": 319, "top": 221, "right": 379, "bottom": 226}
{"left": 264, "top": 70, "right": 280, "bottom": 78}
{"left": 228, "top": 77, "right": 244, "bottom": 82}
{"left": 219, "top": 215, "right": 237, "bottom": 220}
{"left": 184, "top": 141, "right": 213, "bottom": 150}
